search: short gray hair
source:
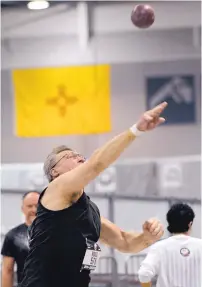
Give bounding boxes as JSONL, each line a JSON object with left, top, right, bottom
{"left": 43, "top": 145, "right": 72, "bottom": 182}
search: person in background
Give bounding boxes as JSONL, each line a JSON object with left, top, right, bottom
{"left": 138, "top": 203, "right": 202, "bottom": 287}
{"left": 1, "top": 191, "right": 40, "bottom": 287}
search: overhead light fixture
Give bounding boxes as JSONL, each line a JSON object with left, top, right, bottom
{"left": 27, "top": 0, "right": 50, "bottom": 10}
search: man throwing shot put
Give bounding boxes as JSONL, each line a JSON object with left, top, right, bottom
{"left": 19, "top": 102, "right": 167, "bottom": 287}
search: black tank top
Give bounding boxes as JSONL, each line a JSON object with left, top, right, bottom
{"left": 19, "top": 190, "right": 101, "bottom": 287}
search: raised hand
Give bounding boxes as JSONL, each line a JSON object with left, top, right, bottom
{"left": 142, "top": 218, "right": 164, "bottom": 243}
{"left": 136, "top": 102, "right": 168, "bottom": 131}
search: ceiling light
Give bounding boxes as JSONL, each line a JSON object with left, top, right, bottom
{"left": 27, "top": 0, "right": 49, "bottom": 10}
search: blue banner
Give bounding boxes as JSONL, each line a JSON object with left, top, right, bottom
{"left": 146, "top": 76, "right": 196, "bottom": 124}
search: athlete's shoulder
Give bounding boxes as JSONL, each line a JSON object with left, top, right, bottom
{"left": 149, "top": 237, "right": 169, "bottom": 250}
{"left": 5, "top": 223, "right": 27, "bottom": 238}
{"left": 189, "top": 236, "right": 202, "bottom": 245}
{"left": 13, "top": 223, "right": 28, "bottom": 233}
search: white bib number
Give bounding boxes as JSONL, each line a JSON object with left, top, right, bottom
{"left": 81, "top": 239, "right": 101, "bottom": 272}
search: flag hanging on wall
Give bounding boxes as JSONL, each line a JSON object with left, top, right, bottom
{"left": 12, "top": 65, "right": 111, "bottom": 137}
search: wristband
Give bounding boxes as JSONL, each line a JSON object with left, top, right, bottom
{"left": 129, "top": 124, "right": 144, "bottom": 136}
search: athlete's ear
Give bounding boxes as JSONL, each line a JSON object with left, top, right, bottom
{"left": 21, "top": 203, "right": 24, "bottom": 214}
{"left": 188, "top": 221, "right": 193, "bottom": 228}
{"left": 51, "top": 168, "right": 59, "bottom": 180}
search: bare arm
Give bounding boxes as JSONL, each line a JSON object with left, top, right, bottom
{"left": 1, "top": 256, "right": 15, "bottom": 287}
{"left": 100, "top": 217, "right": 163, "bottom": 253}
{"left": 49, "top": 129, "right": 136, "bottom": 198}
{"left": 49, "top": 102, "right": 167, "bottom": 198}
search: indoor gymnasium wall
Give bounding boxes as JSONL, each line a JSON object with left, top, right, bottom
{"left": 1, "top": 59, "right": 201, "bottom": 164}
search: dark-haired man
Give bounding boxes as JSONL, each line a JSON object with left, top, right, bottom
{"left": 138, "top": 203, "right": 202, "bottom": 287}
{"left": 1, "top": 191, "right": 40, "bottom": 287}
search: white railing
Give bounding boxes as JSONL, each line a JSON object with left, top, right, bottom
{"left": 1, "top": 155, "right": 200, "bottom": 193}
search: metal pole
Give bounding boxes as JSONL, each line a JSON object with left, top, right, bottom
{"left": 108, "top": 193, "right": 115, "bottom": 257}
{"left": 108, "top": 193, "right": 119, "bottom": 287}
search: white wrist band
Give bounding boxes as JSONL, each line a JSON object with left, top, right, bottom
{"left": 129, "top": 124, "right": 144, "bottom": 136}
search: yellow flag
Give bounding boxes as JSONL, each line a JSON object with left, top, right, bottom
{"left": 12, "top": 65, "right": 111, "bottom": 137}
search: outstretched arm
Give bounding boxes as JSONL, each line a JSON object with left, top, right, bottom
{"left": 100, "top": 217, "right": 164, "bottom": 253}
{"left": 49, "top": 102, "right": 168, "bottom": 201}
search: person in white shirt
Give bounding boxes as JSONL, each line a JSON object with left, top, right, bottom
{"left": 138, "top": 203, "right": 202, "bottom": 287}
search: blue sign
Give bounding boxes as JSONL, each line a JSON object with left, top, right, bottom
{"left": 146, "top": 76, "right": 196, "bottom": 124}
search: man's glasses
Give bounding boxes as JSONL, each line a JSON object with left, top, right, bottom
{"left": 51, "top": 152, "right": 85, "bottom": 169}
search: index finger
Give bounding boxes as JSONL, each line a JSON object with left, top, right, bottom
{"left": 148, "top": 101, "right": 168, "bottom": 117}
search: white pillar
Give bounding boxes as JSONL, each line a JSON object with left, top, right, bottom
{"left": 77, "top": 1, "right": 90, "bottom": 51}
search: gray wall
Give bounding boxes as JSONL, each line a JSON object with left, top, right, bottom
{"left": 2, "top": 59, "right": 201, "bottom": 164}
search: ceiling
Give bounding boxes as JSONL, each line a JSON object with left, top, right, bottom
{"left": 1, "top": 1, "right": 27, "bottom": 8}
{"left": 1, "top": 1, "right": 70, "bottom": 9}
{"left": 0, "top": 1, "right": 120, "bottom": 9}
